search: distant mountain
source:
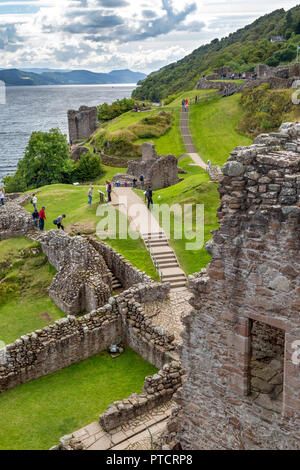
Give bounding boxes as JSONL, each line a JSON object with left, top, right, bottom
{"left": 19, "top": 68, "right": 72, "bottom": 74}
{"left": 0, "top": 68, "right": 147, "bottom": 86}
{"left": 133, "top": 5, "right": 300, "bottom": 101}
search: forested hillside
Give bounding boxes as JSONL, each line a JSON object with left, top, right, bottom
{"left": 133, "top": 5, "right": 300, "bottom": 101}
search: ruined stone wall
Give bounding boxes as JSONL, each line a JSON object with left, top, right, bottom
{"left": 99, "top": 361, "right": 184, "bottom": 432}
{"left": 126, "top": 143, "right": 179, "bottom": 190}
{"left": 68, "top": 106, "right": 98, "bottom": 143}
{"left": 38, "top": 231, "right": 112, "bottom": 315}
{"left": 171, "top": 122, "right": 300, "bottom": 450}
{"left": 0, "top": 302, "right": 122, "bottom": 393}
{"left": 88, "top": 238, "right": 153, "bottom": 288}
{"left": 0, "top": 282, "right": 173, "bottom": 393}
{"left": 0, "top": 201, "right": 35, "bottom": 240}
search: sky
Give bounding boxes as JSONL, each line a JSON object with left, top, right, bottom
{"left": 0, "top": 0, "right": 299, "bottom": 73}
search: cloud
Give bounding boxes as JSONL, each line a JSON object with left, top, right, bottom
{"left": 0, "top": 23, "right": 21, "bottom": 50}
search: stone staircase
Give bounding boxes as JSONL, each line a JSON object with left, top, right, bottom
{"left": 110, "top": 271, "right": 123, "bottom": 291}
{"left": 143, "top": 232, "right": 187, "bottom": 290}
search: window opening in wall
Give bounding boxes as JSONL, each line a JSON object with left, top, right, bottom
{"left": 250, "top": 320, "right": 284, "bottom": 413}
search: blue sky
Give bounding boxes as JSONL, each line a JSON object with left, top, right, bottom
{"left": 0, "top": 0, "right": 299, "bottom": 73}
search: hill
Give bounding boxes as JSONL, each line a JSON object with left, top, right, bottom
{"left": 0, "top": 68, "right": 146, "bottom": 86}
{"left": 133, "top": 5, "right": 300, "bottom": 101}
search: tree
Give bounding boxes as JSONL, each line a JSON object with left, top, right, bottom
{"left": 4, "top": 128, "right": 72, "bottom": 191}
{"left": 73, "top": 152, "right": 103, "bottom": 182}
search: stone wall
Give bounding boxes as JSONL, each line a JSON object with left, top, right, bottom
{"left": 99, "top": 361, "right": 184, "bottom": 432}
{"left": 124, "top": 143, "right": 180, "bottom": 190}
{"left": 88, "top": 237, "right": 153, "bottom": 288}
{"left": 169, "top": 122, "right": 300, "bottom": 450}
{"left": 68, "top": 106, "right": 98, "bottom": 144}
{"left": 38, "top": 231, "right": 112, "bottom": 315}
{"left": 0, "top": 302, "right": 122, "bottom": 392}
{"left": 100, "top": 153, "right": 130, "bottom": 168}
{"left": 0, "top": 282, "right": 173, "bottom": 393}
{"left": 0, "top": 201, "right": 35, "bottom": 240}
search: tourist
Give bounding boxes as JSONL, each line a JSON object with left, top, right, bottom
{"left": 134, "top": 103, "right": 138, "bottom": 112}
{"left": 88, "top": 185, "right": 93, "bottom": 205}
{"left": 124, "top": 180, "right": 128, "bottom": 188}
{"left": 93, "top": 147, "right": 96, "bottom": 154}
{"left": 56, "top": 214, "right": 66, "bottom": 231}
{"left": 31, "top": 194, "right": 37, "bottom": 211}
{"left": 139, "top": 174, "right": 144, "bottom": 189}
{"left": 32, "top": 208, "right": 39, "bottom": 227}
{"left": 146, "top": 186, "right": 153, "bottom": 210}
{"left": 182, "top": 98, "right": 185, "bottom": 109}
{"left": 132, "top": 178, "right": 137, "bottom": 188}
{"left": 107, "top": 181, "right": 112, "bottom": 202}
{"left": 185, "top": 99, "right": 189, "bottom": 112}
{"left": 195, "top": 95, "right": 198, "bottom": 103}
{"left": 39, "top": 206, "right": 46, "bottom": 231}
{"left": 207, "top": 160, "right": 212, "bottom": 168}
{"left": 0, "top": 187, "right": 5, "bottom": 206}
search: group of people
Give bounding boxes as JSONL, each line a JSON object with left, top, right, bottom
{"left": 182, "top": 98, "right": 190, "bottom": 111}
{"left": 31, "top": 195, "right": 66, "bottom": 232}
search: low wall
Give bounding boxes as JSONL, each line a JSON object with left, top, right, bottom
{"left": 88, "top": 238, "right": 152, "bottom": 287}
{"left": 99, "top": 361, "right": 184, "bottom": 432}
{"left": 0, "top": 202, "right": 35, "bottom": 240}
{"left": 0, "top": 302, "right": 122, "bottom": 392}
{"left": 0, "top": 283, "right": 174, "bottom": 393}
{"left": 117, "top": 286, "right": 175, "bottom": 369}
{"left": 100, "top": 153, "right": 131, "bottom": 168}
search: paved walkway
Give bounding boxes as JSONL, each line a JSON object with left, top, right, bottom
{"left": 141, "top": 289, "right": 192, "bottom": 345}
{"left": 70, "top": 400, "right": 175, "bottom": 450}
{"left": 180, "top": 106, "right": 208, "bottom": 170}
{"left": 110, "top": 187, "right": 187, "bottom": 289}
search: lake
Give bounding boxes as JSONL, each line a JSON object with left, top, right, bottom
{"left": 0, "top": 84, "right": 136, "bottom": 183}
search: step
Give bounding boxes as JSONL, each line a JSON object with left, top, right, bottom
{"left": 165, "top": 281, "right": 187, "bottom": 289}
{"left": 147, "top": 241, "right": 169, "bottom": 247}
{"left": 154, "top": 254, "right": 177, "bottom": 261}
{"left": 157, "top": 263, "right": 179, "bottom": 269}
{"left": 162, "top": 273, "right": 186, "bottom": 280}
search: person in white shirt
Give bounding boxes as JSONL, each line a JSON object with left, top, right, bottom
{"left": 31, "top": 195, "right": 37, "bottom": 211}
{"left": 0, "top": 188, "right": 5, "bottom": 206}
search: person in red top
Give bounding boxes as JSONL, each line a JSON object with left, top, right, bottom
{"left": 39, "top": 206, "right": 46, "bottom": 231}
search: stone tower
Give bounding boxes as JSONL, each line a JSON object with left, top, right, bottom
{"left": 68, "top": 106, "right": 98, "bottom": 144}
{"left": 167, "top": 123, "right": 300, "bottom": 450}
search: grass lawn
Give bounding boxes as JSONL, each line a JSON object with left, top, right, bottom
{"left": 24, "top": 184, "right": 158, "bottom": 280}
{"left": 0, "top": 237, "right": 64, "bottom": 344}
{"left": 0, "top": 349, "right": 157, "bottom": 450}
{"left": 135, "top": 171, "right": 220, "bottom": 275}
{"left": 189, "top": 93, "right": 252, "bottom": 167}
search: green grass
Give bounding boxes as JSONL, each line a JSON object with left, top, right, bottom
{"left": 135, "top": 109, "right": 185, "bottom": 157}
{"left": 24, "top": 184, "right": 158, "bottom": 280}
{"left": 135, "top": 171, "right": 219, "bottom": 275}
{"left": 0, "top": 238, "right": 64, "bottom": 344}
{"left": 0, "top": 349, "right": 157, "bottom": 450}
{"left": 189, "top": 94, "right": 252, "bottom": 167}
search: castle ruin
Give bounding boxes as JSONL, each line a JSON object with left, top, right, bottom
{"left": 68, "top": 106, "right": 98, "bottom": 144}
{"left": 161, "top": 122, "right": 300, "bottom": 450}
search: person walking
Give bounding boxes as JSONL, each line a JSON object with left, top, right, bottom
{"left": 107, "top": 181, "right": 112, "bottom": 202}
{"left": 132, "top": 178, "right": 137, "bottom": 188}
{"left": 88, "top": 185, "right": 93, "bottom": 205}
{"left": 146, "top": 186, "right": 153, "bottom": 210}
{"left": 0, "top": 187, "right": 5, "bottom": 206}
{"left": 31, "top": 194, "right": 37, "bottom": 211}
{"left": 32, "top": 208, "right": 39, "bottom": 228}
{"left": 139, "top": 174, "right": 144, "bottom": 189}
{"left": 39, "top": 206, "right": 46, "bottom": 231}
{"left": 56, "top": 214, "right": 66, "bottom": 231}
{"left": 182, "top": 98, "right": 185, "bottom": 109}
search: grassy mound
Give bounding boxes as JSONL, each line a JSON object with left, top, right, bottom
{"left": 94, "top": 111, "right": 174, "bottom": 158}
{"left": 237, "top": 84, "right": 300, "bottom": 136}
{"left": 0, "top": 349, "right": 157, "bottom": 450}
{"left": 0, "top": 237, "right": 64, "bottom": 344}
